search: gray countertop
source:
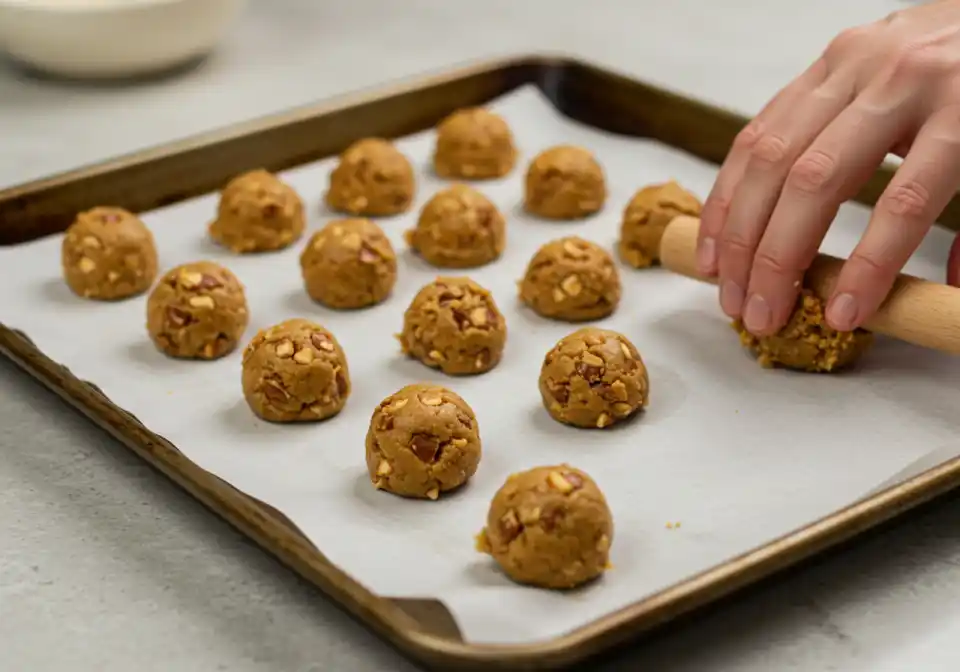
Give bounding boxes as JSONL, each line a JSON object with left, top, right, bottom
{"left": 4, "top": 2, "right": 959, "bottom": 671}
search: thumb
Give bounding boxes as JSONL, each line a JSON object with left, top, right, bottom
{"left": 948, "top": 230, "right": 960, "bottom": 287}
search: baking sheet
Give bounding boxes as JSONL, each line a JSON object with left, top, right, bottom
{"left": 3, "top": 85, "right": 960, "bottom": 646}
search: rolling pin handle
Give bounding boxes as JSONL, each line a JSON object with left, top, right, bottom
{"left": 658, "top": 216, "right": 960, "bottom": 356}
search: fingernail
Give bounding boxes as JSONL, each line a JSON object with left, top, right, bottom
{"left": 720, "top": 280, "right": 745, "bottom": 317}
{"left": 697, "top": 236, "right": 717, "bottom": 273}
{"left": 742, "top": 294, "right": 771, "bottom": 333}
{"left": 826, "top": 293, "right": 858, "bottom": 331}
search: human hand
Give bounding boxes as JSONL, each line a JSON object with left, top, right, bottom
{"left": 697, "top": 0, "right": 960, "bottom": 335}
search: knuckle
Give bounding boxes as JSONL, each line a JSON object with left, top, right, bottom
{"left": 753, "top": 249, "right": 794, "bottom": 277}
{"left": 880, "top": 180, "right": 933, "bottom": 222}
{"left": 702, "top": 193, "right": 732, "bottom": 234}
{"left": 848, "top": 250, "right": 888, "bottom": 277}
{"left": 707, "top": 192, "right": 733, "bottom": 217}
{"left": 732, "top": 121, "right": 764, "bottom": 152}
{"left": 886, "top": 42, "right": 947, "bottom": 83}
{"left": 825, "top": 25, "right": 872, "bottom": 62}
{"left": 882, "top": 10, "right": 904, "bottom": 26}
{"left": 720, "top": 230, "right": 754, "bottom": 256}
{"left": 749, "top": 133, "right": 792, "bottom": 170}
{"left": 787, "top": 150, "right": 837, "bottom": 195}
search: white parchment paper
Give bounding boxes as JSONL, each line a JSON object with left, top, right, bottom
{"left": 3, "top": 86, "right": 960, "bottom": 646}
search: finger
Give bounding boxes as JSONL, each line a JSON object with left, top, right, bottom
{"left": 948, "top": 230, "right": 960, "bottom": 287}
{"left": 698, "top": 60, "right": 827, "bottom": 276}
{"left": 890, "top": 140, "right": 913, "bottom": 158}
{"left": 827, "top": 110, "right": 960, "bottom": 331}
{"left": 741, "top": 89, "right": 918, "bottom": 335}
{"left": 717, "top": 69, "right": 848, "bottom": 320}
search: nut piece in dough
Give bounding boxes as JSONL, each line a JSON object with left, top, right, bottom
{"left": 432, "top": 108, "right": 517, "bottom": 180}
{"left": 300, "top": 218, "right": 398, "bottom": 309}
{"left": 241, "top": 318, "right": 351, "bottom": 422}
{"left": 734, "top": 289, "right": 873, "bottom": 373}
{"left": 539, "top": 328, "right": 649, "bottom": 429}
{"left": 519, "top": 237, "right": 621, "bottom": 322}
{"left": 398, "top": 277, "right": 507, "bottom": 375}
{"left": 61, "top": 207, "right": 158, "bottom": 301}
{"left": 405, "top": 184, "right": 505, "bottom": 268}
{"left": 208, "top": 169, "right": 305, "bottom": 254}
{"left": 325, "top": 138, "right": 415, "bottom": 216}
{"left": 523, "top": 145, "right": 606, "bottom": 219}
{"left": 146, "top": 261, "right": 249, "bottom": 360}
{"left": 618, "top": 181, "right": 702, "bottom": 268}
{"left": 475, "top": 465, "right": 613, "bottom": 590}
{"left": 365, "top": 383, "right": 481, "bottom": 499}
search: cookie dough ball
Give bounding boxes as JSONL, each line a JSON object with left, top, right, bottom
{"left": 241, "top": 319, "right": 351, "bottom": 422}
{"left": 398, "top": 277, "right": 507, "bottom": 375}
{"left": 523, "top": 145, "right": 606, "bottom": 220}
{"left": 618, "top": 181, "right": 702, "bottom": 268}
{"left": 61, "top": 207, "right": 158, "bottom": 300}
{"left": 300, "top": 218, "right": 397, "bottom": 309}
{"left": 519, "top": 237, "right": 621, "bottom": 322}
{"left": 539, "top": 328, "right": 649, "bottom": 429}
{"left": 208, "top": 169, "right": 305, "bottom": 254}
{"left": 325, "top": 138, "right": 415, "bottom": 216}
{"left": 432, "top": 108, "right": 517, "bottom": 180}
{"left": 146, "top": 262, "right": 249, "bottom": 360}
{"left": 405, "top": 185, "right": 505, "bottom": 268}
{"left": 365, "top": 383, "right": 481, "bottom": 500}
{"left": 735, "top": 289, "right": 874, "bottom": 373}
{"left": 475, "top": 465, "right": 613, "bottom": 590}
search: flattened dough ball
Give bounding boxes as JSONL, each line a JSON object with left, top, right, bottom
{"left": 405, "top": 184, "right": 505, "bottom": 268}
{"left": 242, "top": 318, "right": 351, "bottom": 422}
{"left": 61, "top": 207, "right": 158, "bottom": 300}
{"left": 475, "top": 465, "right": 613, "bottom": 590}
{"left": 523, "top": 145, "right": 606, "bottom": 219}
{"left": 146, "top": 261, "right": 249, "bottom": 360}
{"left": 432, "top": 108, "right": 517, "bottom": 179}
{"left": 300, "top": 218, "right": 397, "bottom": 309}
{"left": 618, "top": 181, "right": 702, "bottom": 268}
{"left": 735, "top": 289, "right": 873, "bottom": 373}
{"left": 398, "top": 277, "right": 507, "bottom": 375}
{"left": 539, "top": 328, "right": 649, "bottom": 429}
{"left": 208, "top": 169, "right": 305, "bottom": 253}
{"left": 365, "top": 383, "right": 481, "bottom": 500}
{"left": 519, "top": 237, "right": 621, "bottom": 322}
{"left": 325, "top": 138, "right": 415, "bottom": 216}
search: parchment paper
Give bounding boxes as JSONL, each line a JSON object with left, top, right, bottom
{"left": 3, "top": 85, "right": 960, "bottom": 646}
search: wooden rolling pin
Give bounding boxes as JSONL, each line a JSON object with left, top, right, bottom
{"left": 658, "top": 215, "right": 960, "bottom": 356}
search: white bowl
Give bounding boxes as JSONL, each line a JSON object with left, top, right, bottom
{"left": 0, "top": 0, "right": 247, "bottom": 79}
